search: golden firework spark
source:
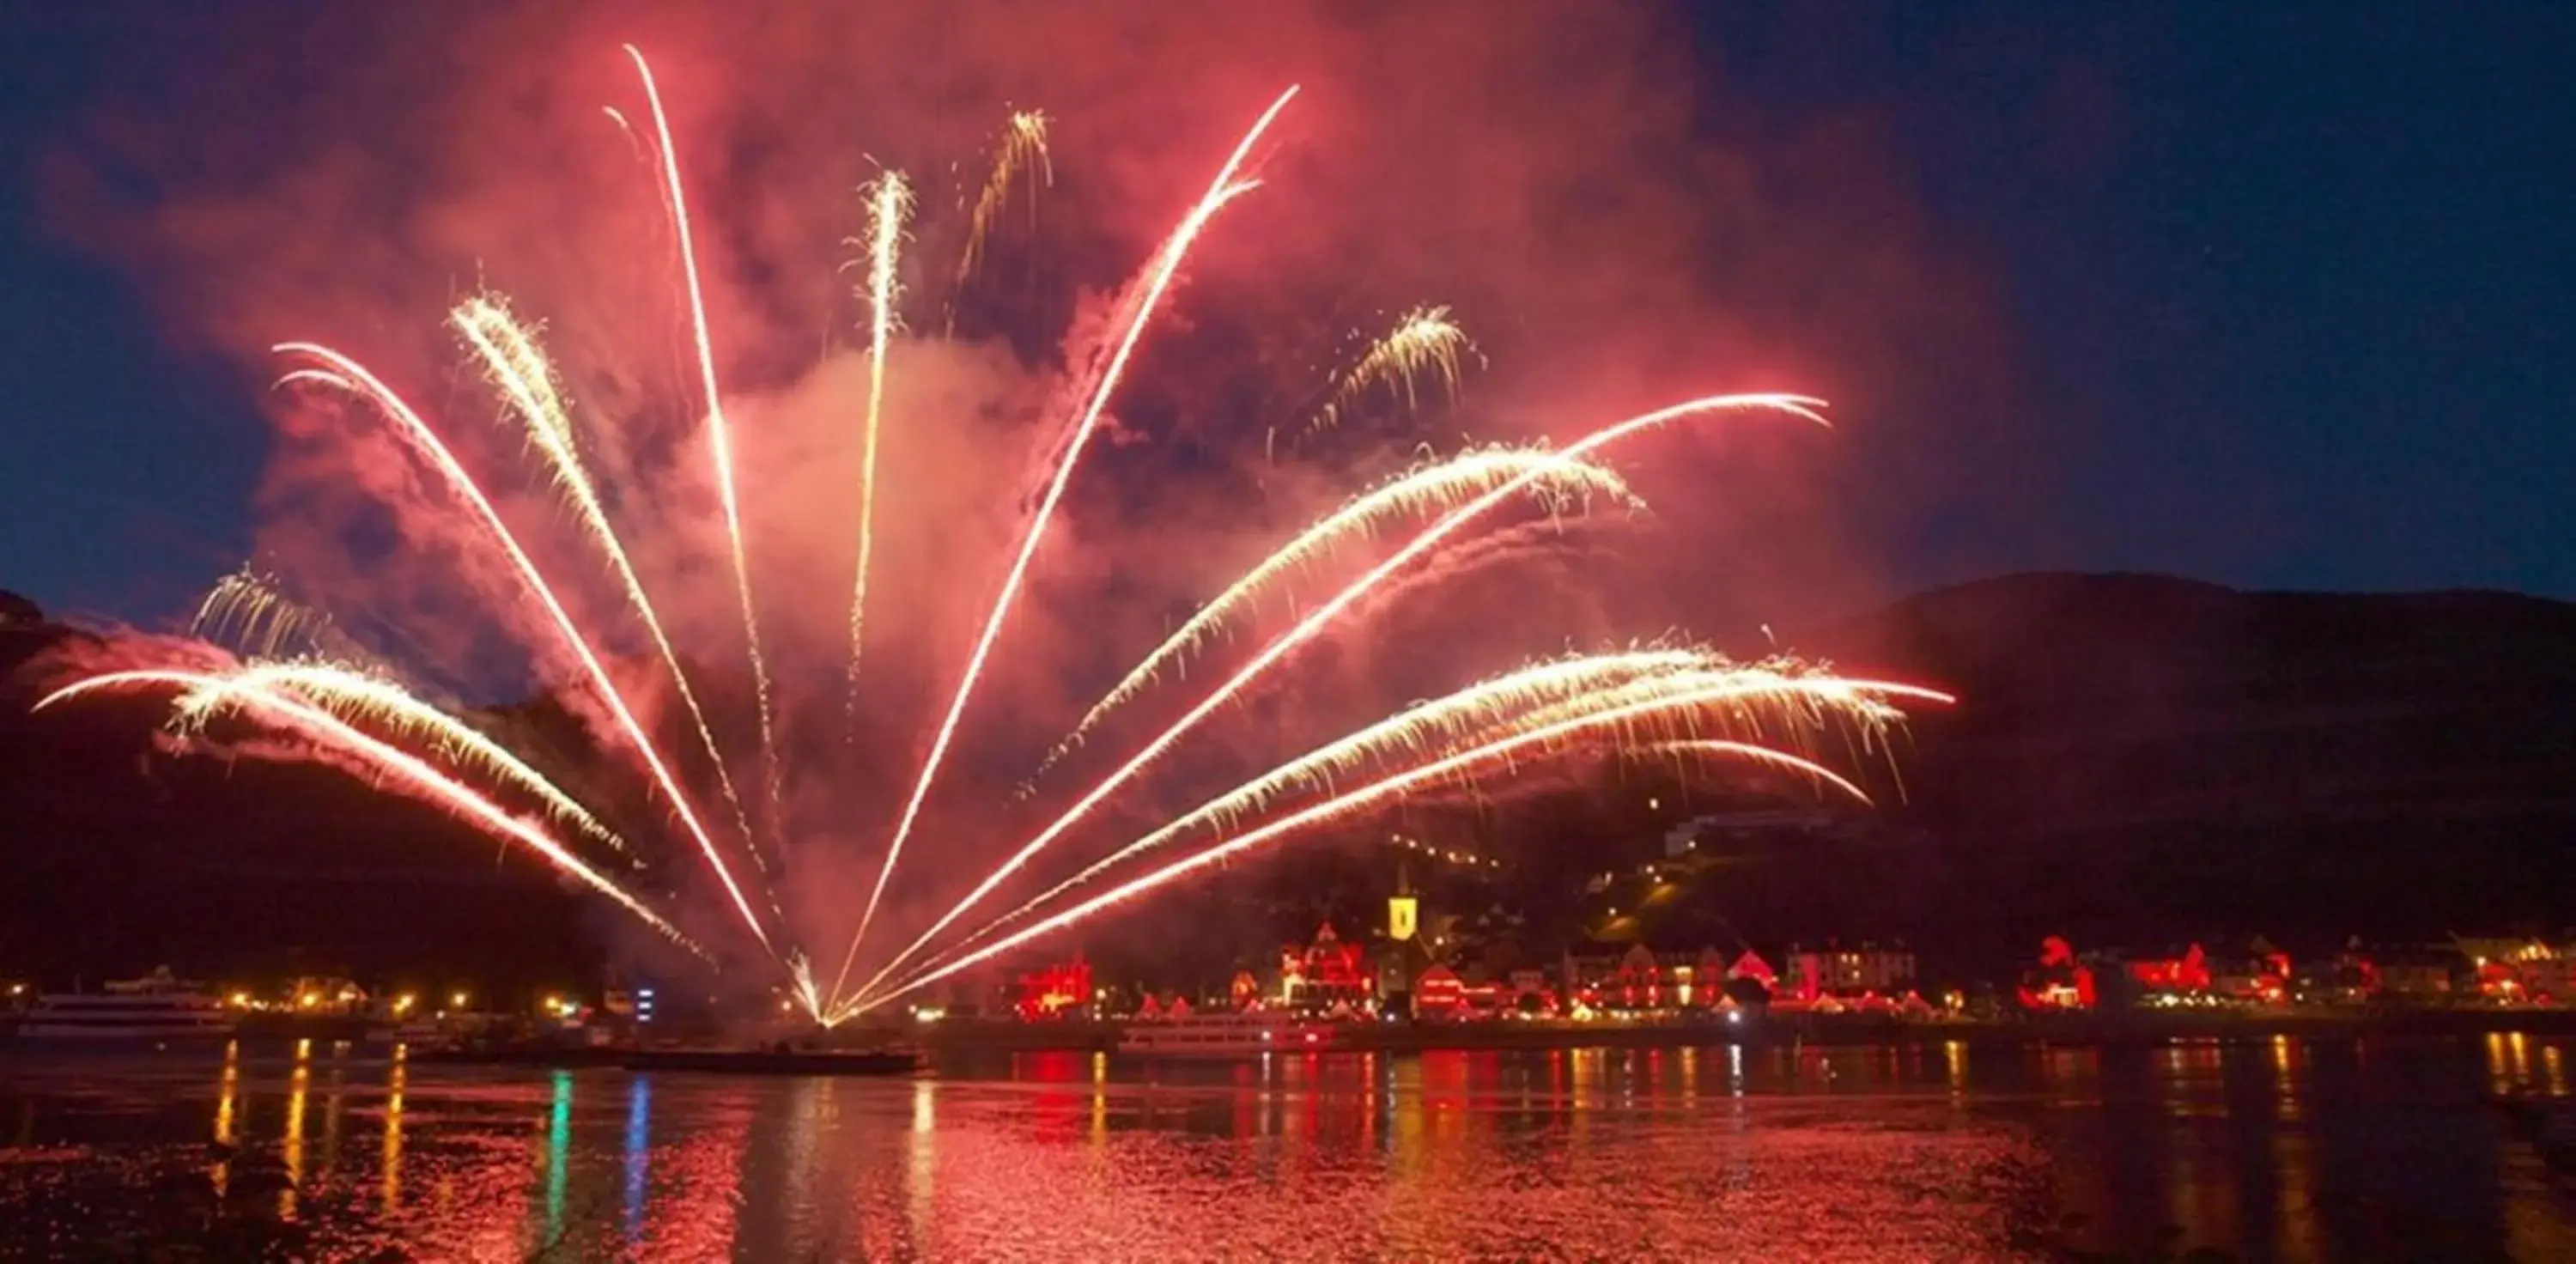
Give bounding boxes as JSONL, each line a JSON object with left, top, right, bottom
{"left": 843, "top": 172, "right": 914, "bottom": 724}
{"left": 1472, "top": 659, "right": 1906, "bottom": 760}
{"left": 451, "top": 295, "right": 759, "bottom": 854}
{"left": 191, "top": 569, "right": 349, "bottom": 661}
{"left": 1308, "top": 306, "right": 1475, "bottom": 434}
{"left": 217, "top": 659, "right": 626, "bottom": 856}
{"left": 1035, "top": 444, "right": 1641, "bottom": 779}
{"left": 951, "top": 108, "right": 1053, "bottom": 304}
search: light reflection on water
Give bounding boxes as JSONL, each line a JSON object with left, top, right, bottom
{"left": 0, "top": 1036, "right": 2570, "bottom": 1260}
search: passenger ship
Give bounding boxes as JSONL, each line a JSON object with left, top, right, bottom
{"left": 1117, "top": 1010, "right": 1340, "bottom": 1057}
{"left": 15, "top": 968, "right": 237, "bottom": 1044}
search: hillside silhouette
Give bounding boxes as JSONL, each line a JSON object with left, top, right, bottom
{"left": 4, "top": 574, "right": 2572, "bottom": 983}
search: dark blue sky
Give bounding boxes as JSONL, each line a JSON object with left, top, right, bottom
{"left": 3, "top": 3, "right": 2572, "bottom": 623}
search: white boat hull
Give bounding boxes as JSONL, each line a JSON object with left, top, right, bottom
{"left": 1118, "top": 1019, "right": 1340, "bottom": 1057}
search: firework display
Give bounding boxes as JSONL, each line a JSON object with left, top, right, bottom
{"left": 33, "top": 48, "right": 1943, "bottom": 1025}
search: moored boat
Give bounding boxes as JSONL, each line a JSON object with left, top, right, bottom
{"left": 15, "top": 967, "right": 237, "bottom": 1045}
{"left": 1118, "top": 1010, "right": 1340, "bottom": 1057}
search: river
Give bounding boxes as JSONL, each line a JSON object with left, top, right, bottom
{"left": 1, "top": 1033, "right": 2569, "bottom": 1260}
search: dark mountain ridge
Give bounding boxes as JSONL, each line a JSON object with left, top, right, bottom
{"left": 3, "top": 574, "right": 2571, "bottom": 982}
{"left": 1791, "top": 572, "right": 2576, "bottom": 963}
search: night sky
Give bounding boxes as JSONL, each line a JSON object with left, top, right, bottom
{"left": 3, "top": 2, "right": 2572, "bottom": 624}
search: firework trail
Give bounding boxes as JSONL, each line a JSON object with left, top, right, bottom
{"left": 1481, "top": 657, "right": 1892, "bottom": 741}
{"left": 867, "top": 662, "right": 1929, "bottom": 1005}
{"left": 270, "top": 344, "right": 775, "bottom": 954}
{"left": 843, "top": 173, "right": 914, "bottom": 726}
{"left": 208, "top": 659, "right": 629, "bottom": 856}
{"left": 623, "top": 45, "right": 787, "bottom": 834}
{"left": 192, "top": 569, "right": 356, "bottom": 661}
{"left": 1648, "top": 738, "right": 1874, "bottom": 805}
{"left": 1030, "top": 445, "right": 1641, "bottom": 780}
{"left": 451, "top": 296, "right": 758, "bottom": 854}
{"left": 852, "top": 673, "right": 1944, "bottom": 1015}
{"left": 899, "top": 649, "right": 1716, "bottom": 981}
{"left": 1308, "top": 307, "right": 1475, "bottom": 435}
{"left": 829, "top": 87, "right": 1302, "bottom": 1006}
{"left": 850, "top": 393, "right": 1823, "bottom": 1005}
{"left": 39, "top": 670, "right": 692, "bottom": 947}
{"left": 950, "top": 109, "right": 1052, "bottom": 319}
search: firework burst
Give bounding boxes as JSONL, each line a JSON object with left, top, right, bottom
{"left": 950, "top": 108, "right": 1053, "bottom": 320}
{"left": 33, "top": 50, "right": 1942, "bottom": 1025}
{"left": 1308, "top": 305, "right": 1478, "bottom": 435}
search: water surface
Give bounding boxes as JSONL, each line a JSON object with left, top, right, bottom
{"left": 2, "top": 1034, "right": 2569, "bottom": 1260}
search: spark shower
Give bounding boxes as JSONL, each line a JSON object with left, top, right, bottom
{"left": 35, "top": 46, "right": 1946, "bottom": 1025}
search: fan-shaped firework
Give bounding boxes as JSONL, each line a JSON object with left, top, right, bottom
{"left": 34, "top": 47, "right": 1946, "bottom": 1024}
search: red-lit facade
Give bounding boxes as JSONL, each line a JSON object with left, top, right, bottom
{"left": 1013, "top": 956, "right": 1093, "bottom": 1020}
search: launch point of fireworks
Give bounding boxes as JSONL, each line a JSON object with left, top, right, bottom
{"left": 826, "top": 84, "right": 1302, "bottom": 1006}
{"left": 32, "top": 48, "right": 1944, "bottom": 1027}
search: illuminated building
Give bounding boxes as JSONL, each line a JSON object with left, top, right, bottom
{"left": 2457, "top": 936, "right": 2572, "bottom": 1003}
{"left": 285, "top": 975, "right": 368, "bottom": 1016}
{"left": 1281, "top": 923, "right": 1371, "bottom": 1009}
{"left": 2372, "top": 951, "right": 2464, "bottom": 1000}
{"left": 2126, "top": 944, "right": 2214, "bottom": 996}
{"left": 1783, "top": 942, "right": 1917, "bottom": 1003}
{"left": 1013, "top": 955, "right": 1093, "bottom": 1020}
{"left": 2211, "top": 939, "right": 2293, "bottom": 1004}
{"left": 2019, "top": 936, "right": 2094, "bottom": 1011}
{"left": 1726, "top": 950, "right": 1777, "bottom": 991}
{"left": 1558, "top": 944, "right": 1732, "bottom": 1011}
{"left": 1413, "top": 964, "right": 1466, "bottom": 1018}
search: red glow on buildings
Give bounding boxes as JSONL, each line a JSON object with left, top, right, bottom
{"left": 2128, "top": 944, "right": 2212, "bottom": 994}
{"left": 1282, "top": 923, "right": 1371, "bottom": 1006}
{"left": 1413, "top": 964, "right": 1466, "bottom": 1018}
{"left": 1014, "top": 955, "right": 1092, "bottom": 1020}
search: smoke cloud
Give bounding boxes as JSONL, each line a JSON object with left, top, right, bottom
{"left": 42, "top": 0, "right": 2014, "bottom": 964}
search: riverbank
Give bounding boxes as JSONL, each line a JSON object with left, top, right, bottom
{"left": 902, "top": 1006, "right": 2576, "bottom": 1054}
{"left": 12, "top": 1005, "right": 2573, "bottom": 1063}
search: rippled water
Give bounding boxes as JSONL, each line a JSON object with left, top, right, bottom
{"left": 1, "top": 1034, "right": 2570, "bottom": 1261}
